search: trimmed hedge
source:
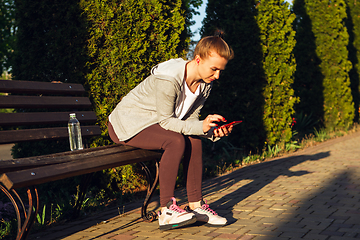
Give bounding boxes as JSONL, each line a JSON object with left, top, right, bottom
{"left": 201, "top": 0, "right": 267, "bottom": 151}
{"left": 345, "top": 0, "right": 360, "bottom": 123}
{"left": 12, "top": 0, "right": 88, "bottom": 83}
{"left": 201, "top": 0, "right": 297, "bottom": 150}
{"left": 255, "top": 0, "right": 298, "bottom": 145}
{"left": 80, "top": 0, "right": 188, "bottom": 146}
{"left": 292, "top": 0, "right": 325, "bottom": 125}
{"left": 293, "top": 0, "right": 354, "bottom": 130}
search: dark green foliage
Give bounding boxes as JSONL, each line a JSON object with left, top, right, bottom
{"left": 294, "top": 0, "right": 354, "bottom": 130}
{"left": 345, "top": 0, "right": 360, "bottom": 123}
{"left": 81, "top": 0, "right": 188, "bottom": 146}
{"left": 256, "top": 0, "right": 298, "bottom": 145}
{"left": 292, "top": 111, "right": 319, "bottom": 139}
{"left": 293, "top": 0, "right": 325, "bottom": 126}
{"left": 201, "top": 0, "right": 297, "bottom": 150}
{"left": 0, "top": 0, "right": 15, "bottom": 72}
{"left": 201, "top": 0, "right": 267, "bottom": 151}
{"left": 12, "top": 0, "right": 88, "bottom": 83}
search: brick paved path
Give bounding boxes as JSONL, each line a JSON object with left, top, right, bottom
{"left": 29, "top": 131, "right": 360, "bottom": 240}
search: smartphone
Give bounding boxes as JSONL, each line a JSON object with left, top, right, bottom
{"left": 215, "top": 120, "right": 242, "bottom": 130}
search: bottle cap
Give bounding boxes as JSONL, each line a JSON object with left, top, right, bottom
{"left": 70, "top": 113, "right": 76, "bottom": 117}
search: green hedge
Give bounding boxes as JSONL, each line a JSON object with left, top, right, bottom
{"left": 12, "top": 0, "right": 88, "bottom": 83}
{"left": 255, "top": 0, "right": 298, "bottom": 145}
{"left": 294, "top": 0, "right": 354, "bottom": 130}
{"left": 201, "top": 0, "right": 267, "bottom": 151}
{"left": 80, "top": 0, "right": 188, "bottom": 146}
{"left": 292, "top": 0, "right": 325, "bottom": 125}
{"left": 345, "top": 0, "right": 360, "bottom": 123}
{"left": 201, "top": 0, "right": 297, "bottom": 150}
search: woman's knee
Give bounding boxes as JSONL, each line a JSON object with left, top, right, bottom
{"left": 162, "top": 131, "right": 185, "bottom": 151}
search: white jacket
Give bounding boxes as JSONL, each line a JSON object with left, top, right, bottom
{"left": 109, "top": 58, "right": 215, "bottom": 141}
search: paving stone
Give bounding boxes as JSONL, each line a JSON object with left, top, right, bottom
{"left": 302, "top": 233, "right": 329, "bottom": 239}
{"left": 110, "top": 234, "right": 137, "bottom": 240}
{"left": 60, "top": 236, "right": 84, "bottom": 240}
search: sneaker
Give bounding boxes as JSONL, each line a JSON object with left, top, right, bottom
{"left": 158, "top": 197, "right": 197, "bottom": 230}
{"left": 186, "top": 199, "right": 227, "bottom": 226}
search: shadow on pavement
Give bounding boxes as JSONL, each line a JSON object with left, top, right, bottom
{"left": 271, "top": 169, "right": 360, "bottom": 238}
{"left": 200, "top": 151, "right": 331, "bottom": 225}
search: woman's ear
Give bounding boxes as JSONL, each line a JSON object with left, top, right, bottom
{"left": 195, "top": 55, "right": 201, "bottom": 65}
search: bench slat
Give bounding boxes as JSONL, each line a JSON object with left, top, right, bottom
{"left": 0, "top": 95, "right": 92, "bottom": 109}
{"left": 0, "top": 79, "right": 85, "bottom": 95}
{"left": 0, "top": 126, "right": 101, "bottom": 144}
{"left": 0, "top": 145, "right": 142, "bottom": 173}
{"left": 0, "top": 111, "right": 97, "bottom": 127}
{"left": 0, "top": 146, "right": 161, "bottom": 189}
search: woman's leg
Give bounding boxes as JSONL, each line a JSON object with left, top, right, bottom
{"left": 182, "top": 135, "right": 227, "bottom": 226}
{"left": 182, "top": 136, "right": 203, "bottom": 203}
{"left": 108, "top": 122, "right": 185, "bottom": 207}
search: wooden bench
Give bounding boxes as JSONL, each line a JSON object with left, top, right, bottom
{"left": 0, "top": 79, "right": 161, "bottom": 240}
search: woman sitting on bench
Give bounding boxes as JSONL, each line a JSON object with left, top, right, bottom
{"left": 108, "top": 30, "right": 234, "bottom": 230}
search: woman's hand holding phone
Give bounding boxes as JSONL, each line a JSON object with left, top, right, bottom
{"left": 203, "top": 114, "right": 226, "bottom": 133}
{"left": 213, "top": 120, "right": 242, "bottom": 137}
{"left": 203, "top": 115, "right": 241, "bottom": 137}
{"left": 214, "top": 123, "right": 233, "bottom": 137}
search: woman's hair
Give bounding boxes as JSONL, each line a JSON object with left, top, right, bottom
{"left": 193, "top": 29, "right": 234, "bottom": 60}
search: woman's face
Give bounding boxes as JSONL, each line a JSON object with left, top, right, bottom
{"left": 197, "top": 51, "right": 228, "bottom": 83}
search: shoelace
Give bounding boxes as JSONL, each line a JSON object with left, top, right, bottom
{"left": 169, "top": 203, "right": 186, "bottom": 213}
{"left": 200, "top": 203, "right": 218, "bottom": 215}
{"left": 158, "top": 197, "right": 186, "bottom": 216}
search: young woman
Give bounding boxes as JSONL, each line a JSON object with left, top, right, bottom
{"left": 108, "top": 31, "right": 234, "bottom": 230}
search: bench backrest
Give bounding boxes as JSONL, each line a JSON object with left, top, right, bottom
{"left": 0, "top": 79, "right": 101, "bottom": 146}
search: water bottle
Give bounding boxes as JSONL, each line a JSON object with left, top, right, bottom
{"left": 68, "top": 113, "right": 83, "bottom": 151}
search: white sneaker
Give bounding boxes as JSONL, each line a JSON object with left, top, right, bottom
{"left": 158, "top": 197, "right": 197, "bottom": 230}
{"left": 187, "top": 199, "right": 227, "bottom": 226}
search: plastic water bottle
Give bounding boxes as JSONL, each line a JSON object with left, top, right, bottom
{"left": 68, "top": 113, "right": 83, "bottom": 151}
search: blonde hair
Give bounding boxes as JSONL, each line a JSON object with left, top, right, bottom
{"left": 193, "top": 30, "right": 234, "bottom": 60}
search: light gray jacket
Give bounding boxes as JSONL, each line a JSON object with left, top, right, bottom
{"left": 109, "top": 58, "right": 216, "bottom": 141}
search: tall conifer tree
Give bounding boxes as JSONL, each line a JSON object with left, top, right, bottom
{"left": 201, "top": 0, "right": 296, "bottom": 149}
{"left": 293, "top": 0, "right": 325, "bottom": 126}
{"left": 345, "top": 0, "right": 360, "bottom": 122}
{"left": 201, "top": 0, "right": 267, "bottom": 151}
{"left": 294, "top": 0, "right": 354, "bottom": 129}
{"left": 255, "top": 0, "right": 297, "bottom": 145}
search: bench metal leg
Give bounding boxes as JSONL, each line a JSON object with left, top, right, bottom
{"left": 139, "top": 160, "right": 159, "bottom": 222}
{"left": 0, "top": 184, "right": 39, "bottom": 240}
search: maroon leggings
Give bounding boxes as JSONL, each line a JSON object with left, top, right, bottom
{"left": 108, "top": 122, "right": 203, "bottom": 207}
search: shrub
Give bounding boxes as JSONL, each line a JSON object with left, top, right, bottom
{"left": 293, "top": 0, "right": 354, "bottom": 130}
{"left": 201, "top": 0, "right": 297, "bottom": 150}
